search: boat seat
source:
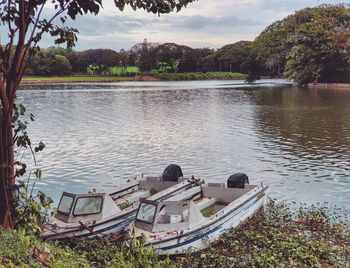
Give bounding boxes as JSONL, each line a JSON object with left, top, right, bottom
{"left": 158, "top": 214, "right": 183, "bottom": 224}
{"left": 207, "top": 183, "right": 225, "bottom": 188}
{"left": 195, "top": 197, "right": 216, "bottom": 211}
{"left": 181, "top": 198, "right": 216, "bottom": 221}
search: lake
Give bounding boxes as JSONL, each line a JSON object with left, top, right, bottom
{"left": 18, "top": 80, "right": 350, "bottom": 212}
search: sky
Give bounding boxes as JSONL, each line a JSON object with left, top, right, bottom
{"left": 42, "top": 0, "right": 347, "bottom": 51}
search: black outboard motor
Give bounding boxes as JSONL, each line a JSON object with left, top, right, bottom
{"left": 162, "top": 164, "right": 183, "bottom": 182}
{"left": 227, "top": 173, "right": 249, "bottom": 189}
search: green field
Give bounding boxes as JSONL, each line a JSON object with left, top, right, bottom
{"left": 21, "top": 75, "right": 134, "bottom": 84}
{"left": 109, "top": 66, "right": 140, "bottom": 75}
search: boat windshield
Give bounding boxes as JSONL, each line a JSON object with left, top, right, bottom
{"left": 73, "top": 196, "right": 103, "bottom": 216}
{"left": 57, "top": 194, "right": 74, "bottom": 215}
{"left": 136, "top": 203, "right": 157, "bottom": 224}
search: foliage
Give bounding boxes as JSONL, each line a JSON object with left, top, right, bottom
{"left": 65, "top": 236, "right": 171, "bottom": 268}
{"left": 31, "top": 40, "right": 264, "bottom": 78}
{"left": 115, "top": 0, "right": 196, "bottom": 14}
{"left": 0, "top": 201, "right": 348, "bottom": 267}
{"left": 253, "top": 4, "right": 350, "bottom": 85}
{"left": 27, "top": 49, "right": 72, "bottom": 76}
{"left": 0, "top": 229, "right": 90, "bottom": 267}
{"left": 51, "top": 55, "right": 73, "bottom": 76}
{"left": 14, "top": 176, "right": 53, "bottom": 236}
{"left": 214, "top": 41, "right": 253, "bottom": 73}
{"left": 12, "top": 104, "right": 52, "bottom": 236}
{"left": 174, "top": 199, "right": 350, "bottom": 268}
{"left": 242, "top": 55, "right": 264, "bottom": 83}
{"left": 0, "top": 229, "right": 169, "bottom": 267}
{"left": 21, "top": 76, "right": 134, "bottom": 83}
{"left": 75, "top": 49, "right": 120, "bottom": 74}
{"left": 141, "top": 42, "right": 189, "bottom": 72}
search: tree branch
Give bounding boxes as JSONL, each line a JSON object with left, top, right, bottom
{"left": 7, "top": 2, "right": 70, "bottom": 121}
{"left": 27, "top": 1, "right": 47, "bottom": 46}
{"left": 0, "top": 79, "right": 9, "bottom": 118}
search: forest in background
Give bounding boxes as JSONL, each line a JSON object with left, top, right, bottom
{"left": 26, "top": 4, "right": 350, "bottom": 85}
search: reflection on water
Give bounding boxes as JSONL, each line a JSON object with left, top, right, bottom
{"left": 17, "top": 80, "right": 349, "bottom": 211}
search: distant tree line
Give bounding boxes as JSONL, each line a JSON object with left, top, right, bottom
{"left": 26, "top": 5, "right": 349, "bottom": 86}
{"left": 25, "top": 39, "right": 260, "bottom": 77}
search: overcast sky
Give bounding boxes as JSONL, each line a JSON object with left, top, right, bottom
{"left": 43, "top": 0, "right": 346, "bottom": 51}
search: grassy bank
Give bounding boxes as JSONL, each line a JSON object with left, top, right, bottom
{"left": 153, "top": 72, "right": 247, "bottom": 81}
{"left": 21, "top": 76, "right": 134, "bottom": 84}
{"left": 20, "top": 73, "right": 247, "bottom": 85}
{"left": 0, "top": 200, "right": 348, "bottom": 267}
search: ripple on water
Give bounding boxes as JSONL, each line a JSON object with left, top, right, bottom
{"left": 16, "top": 81, "right": 350, "bottom": 210}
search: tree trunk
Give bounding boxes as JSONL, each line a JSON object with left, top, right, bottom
{"left": 0, "top": 86, "right": 15, "bottom": 228}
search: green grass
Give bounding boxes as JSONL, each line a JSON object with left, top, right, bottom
{"left": 0, "top": 229, "right": 90, "bottom": 267}
{"left": 110, "top": 66, "right": 140, "bottom": 75}
{"left": 153, "top": 72, "right": 247, "bottom": 81}
{"left": 0, "top": 229, "right": 170, "bottom": 268}
{"left": 21, "top": 75, "right": 134, "bottom": 84}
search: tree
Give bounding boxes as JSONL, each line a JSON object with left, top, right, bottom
{"left": 179, "top": 47, "right": 213, "bottom": 72}
{"left": 79, "top": 49, "right": 120, "bottom": 74}
{"left": 26, "top": 49, "right": 72, "bottom": 75}
{"left": 253, "top": 4, "right": 350, "bottom": 85}
{"left": 145, "top": 43, "right": 191, "bottom": 72}
{"left": 137, "top": 42, "right": 213, "bottom": 73}
{"left": 129, "top": 39, "right": 160, "bottom": 69}
{"left": 215, "top": 41, "right": 253, "bottom": 73}
{"left": 0, "top": 0, "right": 196, "bottom": 228}
{"left": 51, "top": 54, "right": 72, "bottom": 75}
{"left": 284, "top": 6, "right": 350, "bottom": 85}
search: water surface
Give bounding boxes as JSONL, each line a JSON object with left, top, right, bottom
{"left": 18, "top": 80, "right": 350, "bottom": 211}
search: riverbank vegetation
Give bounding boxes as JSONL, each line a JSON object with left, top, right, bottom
{"left": 0, "top": 200, "right": 348, "bottom": 267}
{"left": 154, "top": 72, "right": 246, "bottom": 81}
{"left": 21, "top": 76, "right": 134, "bottom": 84}
{"left": 253, "top": 5, "right": 350, "bottom": 86}
{"left": 23, "top": 5, "right": 349, "bottom": 86}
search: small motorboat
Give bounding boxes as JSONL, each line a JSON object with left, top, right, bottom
{"left": 43, "top": 164, "right": 201, "bottom": 240}
{"left": 129, "top": 173, "right": 268, "bottom": 255}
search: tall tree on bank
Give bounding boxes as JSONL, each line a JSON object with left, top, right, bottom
{"left": 0, "top": 0, "right": 195, "bottom": 228}
{"left": 253, "top": 4, "right": 350, "bottom": 85}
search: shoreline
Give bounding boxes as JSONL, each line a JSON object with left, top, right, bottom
{"left": 21, "top": 76, "right": 350, "bottom": 89}
{"left": 20, "top": 72, "right": 248, "bottom": 85}
{"left": 306, "top": 82, "right": 350, "bottom": 90}
{"left": 20, "top": 76, "right": 135, "bottom": 86}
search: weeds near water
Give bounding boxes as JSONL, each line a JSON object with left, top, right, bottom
{"left": 0, "top": 200, "right": 348, "bottom": 267}
{"left": 66, "top": 235, "right": 171, "bottom": 268}
{"left": 174, "top": 199, "right": 350, "bottom": 268}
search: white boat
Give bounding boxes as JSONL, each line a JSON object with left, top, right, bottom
{"left": 129, "top": 173, "right": 268, "bottom": 255}
{"left": 43, "top": 165, "right": 201, "bottom": 240}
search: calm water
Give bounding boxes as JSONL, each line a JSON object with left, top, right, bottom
{"left": 17, "top": 80, "right": 350, "bottom": 211}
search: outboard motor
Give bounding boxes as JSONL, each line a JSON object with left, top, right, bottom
{"left": 227, "top": 173, "right": 249, "bottom": 189}
{"left": 162, "top": 164, "right": 183, "bottom": 182}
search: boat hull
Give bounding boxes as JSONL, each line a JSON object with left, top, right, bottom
{"left": 44, "top": 209, "right": 136, "bottom": 240}
{"left": 148, "top": 188, "right": 266, "bottom": 255}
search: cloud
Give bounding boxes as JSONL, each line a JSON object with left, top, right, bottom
{"left": 173, "top": 15, "right": 257, "bottom": 30}
{"left": 69, "top": 14, "right": 150, "bottom": 36}
{"left": 36, "top": 0, "right": 348, "bottom": 51}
